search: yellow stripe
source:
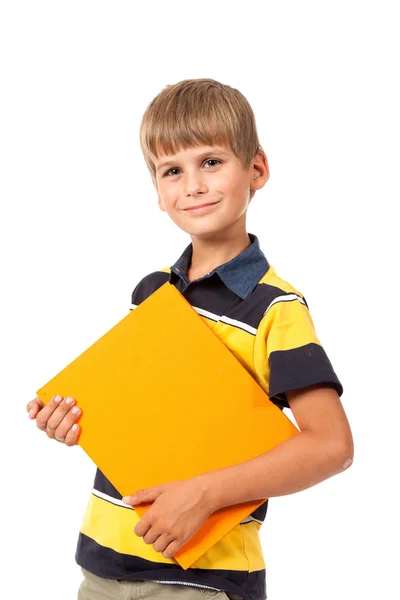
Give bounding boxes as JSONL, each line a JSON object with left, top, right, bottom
{"left": 253, "top": 273, "right": 321, "bottom": 393}
{"left": 260, "top": 266, "right": 304, "bottom": 298}
{"left": 264, "top": 299, "right": 321, "bottom": 356}
{"left": 212, "top": 321, "right": 257, "bottom": 378}
{"left": 80, "top": 494, "right": 265, "bottom": 572}
{"left": 241, "top": 521, "right": 266, "bottom": 572}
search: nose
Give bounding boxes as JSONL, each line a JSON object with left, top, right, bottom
{"left": 184, "top": 170, "right": 208, "bottom": 196}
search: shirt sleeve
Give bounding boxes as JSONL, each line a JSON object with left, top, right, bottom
{"left": 254, "top": 292, "right": 343, "bottom": 409}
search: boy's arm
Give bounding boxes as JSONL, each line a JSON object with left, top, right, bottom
{"left": 197, "top": 383, "right": 354, "bottom": 514}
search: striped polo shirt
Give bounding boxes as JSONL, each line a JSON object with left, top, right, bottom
{"left": 75, "top": 233, "right": 343, "bottom": 600}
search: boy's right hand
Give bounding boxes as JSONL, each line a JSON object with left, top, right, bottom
{"left": 27, "top": 395, "right": 81, "bottom": 446}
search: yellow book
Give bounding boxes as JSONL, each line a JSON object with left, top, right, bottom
{"left": 36, "top": 282, "right": 299, "bottom": 569}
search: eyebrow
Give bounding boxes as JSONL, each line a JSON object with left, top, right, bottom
{"left": 156, "top": 150, "right": 230, "bottom": 172}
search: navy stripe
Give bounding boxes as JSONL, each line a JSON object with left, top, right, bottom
{"left": 131, "top": 271, "right": 170, "bottom": 305}
{"left": 132, "top": 270, "right": 302, "bottom": 333}
{"left": 94, "top": 469, "right": 123, "bottom": 499}
{"left": 269, "top": 343, "right": 344, "bottom": 407}
{"left": 76, "top": 533, "right": 265, "bottom": 600}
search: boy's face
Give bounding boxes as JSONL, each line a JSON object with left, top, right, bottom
{"left": 153, "top": 143, "right": 269, "bottom": 239}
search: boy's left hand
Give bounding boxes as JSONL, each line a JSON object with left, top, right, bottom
{"left": 122, "top": 477, "right": 213, "bottom": 559}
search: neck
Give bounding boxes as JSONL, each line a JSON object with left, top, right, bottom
{"left": 189, "top": 220, "right": 251, "bottom": 274}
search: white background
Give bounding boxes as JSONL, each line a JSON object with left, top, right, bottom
{"left": 1, "top": 2, "right": 399, "bottom": 599}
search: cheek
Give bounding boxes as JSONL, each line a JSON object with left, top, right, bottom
{"left": 214, "top": 168, "right": 248, "bottom": 195}
{"left": 222, "top": 179, "right": 249, "bottom": 202}
{"left": 157, "top": 187, "right": 175, "bottom": 210}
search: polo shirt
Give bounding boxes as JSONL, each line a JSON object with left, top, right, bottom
{"left": 75, "top": 233, "right": 343, "bottom": 600}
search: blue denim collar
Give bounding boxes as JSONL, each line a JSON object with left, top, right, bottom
{"left": 169, "top": 233, "right": 269, "bottom": 299}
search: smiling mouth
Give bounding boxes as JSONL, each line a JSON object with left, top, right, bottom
{"left": 184, "top": 202, "right": 219, "bottom": 211}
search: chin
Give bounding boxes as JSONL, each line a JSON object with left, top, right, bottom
{"left": 188, "top": 225, "right": 230, "bottom": 240}
{"left": 173, "top": 214, "right": 235, "bottom": 238}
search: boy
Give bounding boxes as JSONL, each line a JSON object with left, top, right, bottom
{"left": 27, "top": 78, "right": 353, "bottom": 600}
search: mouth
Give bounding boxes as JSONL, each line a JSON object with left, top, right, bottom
{"left": 183, "top": 201, "right": 220, "bottom": 213}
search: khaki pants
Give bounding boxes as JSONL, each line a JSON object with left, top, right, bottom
{"left": 78, "top": 568, "right": 244, "bottom": 600}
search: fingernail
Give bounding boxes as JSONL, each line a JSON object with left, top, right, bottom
{"left": 72, "top": 407, "right": 80, "bottom": 414}
{"left": 65, "top": 397, "right": 74, "bottom": 404}
{"left": 54, "top": 395, "right": 62, "bottom": 403}
{"left": 29, "top": 409, "right": 34, "bottom": 418}
{"left": 72, "top": 424, "right": 78, "bottom": 431}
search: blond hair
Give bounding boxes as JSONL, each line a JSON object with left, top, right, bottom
{"left": 140, "top": 78, "right": 264, "bottom": 200}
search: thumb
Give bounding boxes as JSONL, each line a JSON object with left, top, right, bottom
{"left": 122, "top": 486, "right": 162, "bottom": 505}
{"left": 27, "top": 397, "right": 44, "bottom": 418}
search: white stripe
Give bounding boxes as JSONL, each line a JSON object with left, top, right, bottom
{"left": 193, "top": 306, "right": 257, "bottom": 335}
{"left": 151, "top": 581, "right": 224, "bottom": 592}
{"left": 130, "top": 304, "right": 138, "bottom": 310}
{"left": 263, "top": 293, "right": 306, "bottom": 316}
{"left": 92, "top": 488, "right": 133, "bottom": 509}
{"left": 219, "top": 315, "right": 257, "bottom": 335}
{"left": 192, "top": 306, "right": 220, "bottom": 321}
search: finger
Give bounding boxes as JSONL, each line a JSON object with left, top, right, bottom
{"left": 27, "top": 397, "right": 44, "bottom": 419}
{"left": 35, "top": 395, "right": 64, "bottom": 431}
{"left": 63, "top": 423, "right": 80, "bottom": 447}
{"left": 161, "top": 539, "right": 180, "bottom": 559}
{"left": 46, "top": 396, "right": 78, "bottom": 439}
{"left": 152, "top": 535, "right": 178, "bottom": 557}
{"left": 143, "top": 528, "right": 162, "bottom": 545}
{"left": 134, "top": 517, "right": 151, "bottom": 538}
{"left": 54, "top": 406, "right": 82, "bottom": 444}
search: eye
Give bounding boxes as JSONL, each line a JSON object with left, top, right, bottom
{"left": 162, "top": 159, "right": 221, "bottom": 177}
{"left": 163, "top": 167, "right": 181, "bottom": 177}
{"left": 204, "top": 159, "right": 221, "bottom": 168}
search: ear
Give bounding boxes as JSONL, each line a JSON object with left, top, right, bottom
{"left": 250, "top": 149, "right": 270, "bottom": 192}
